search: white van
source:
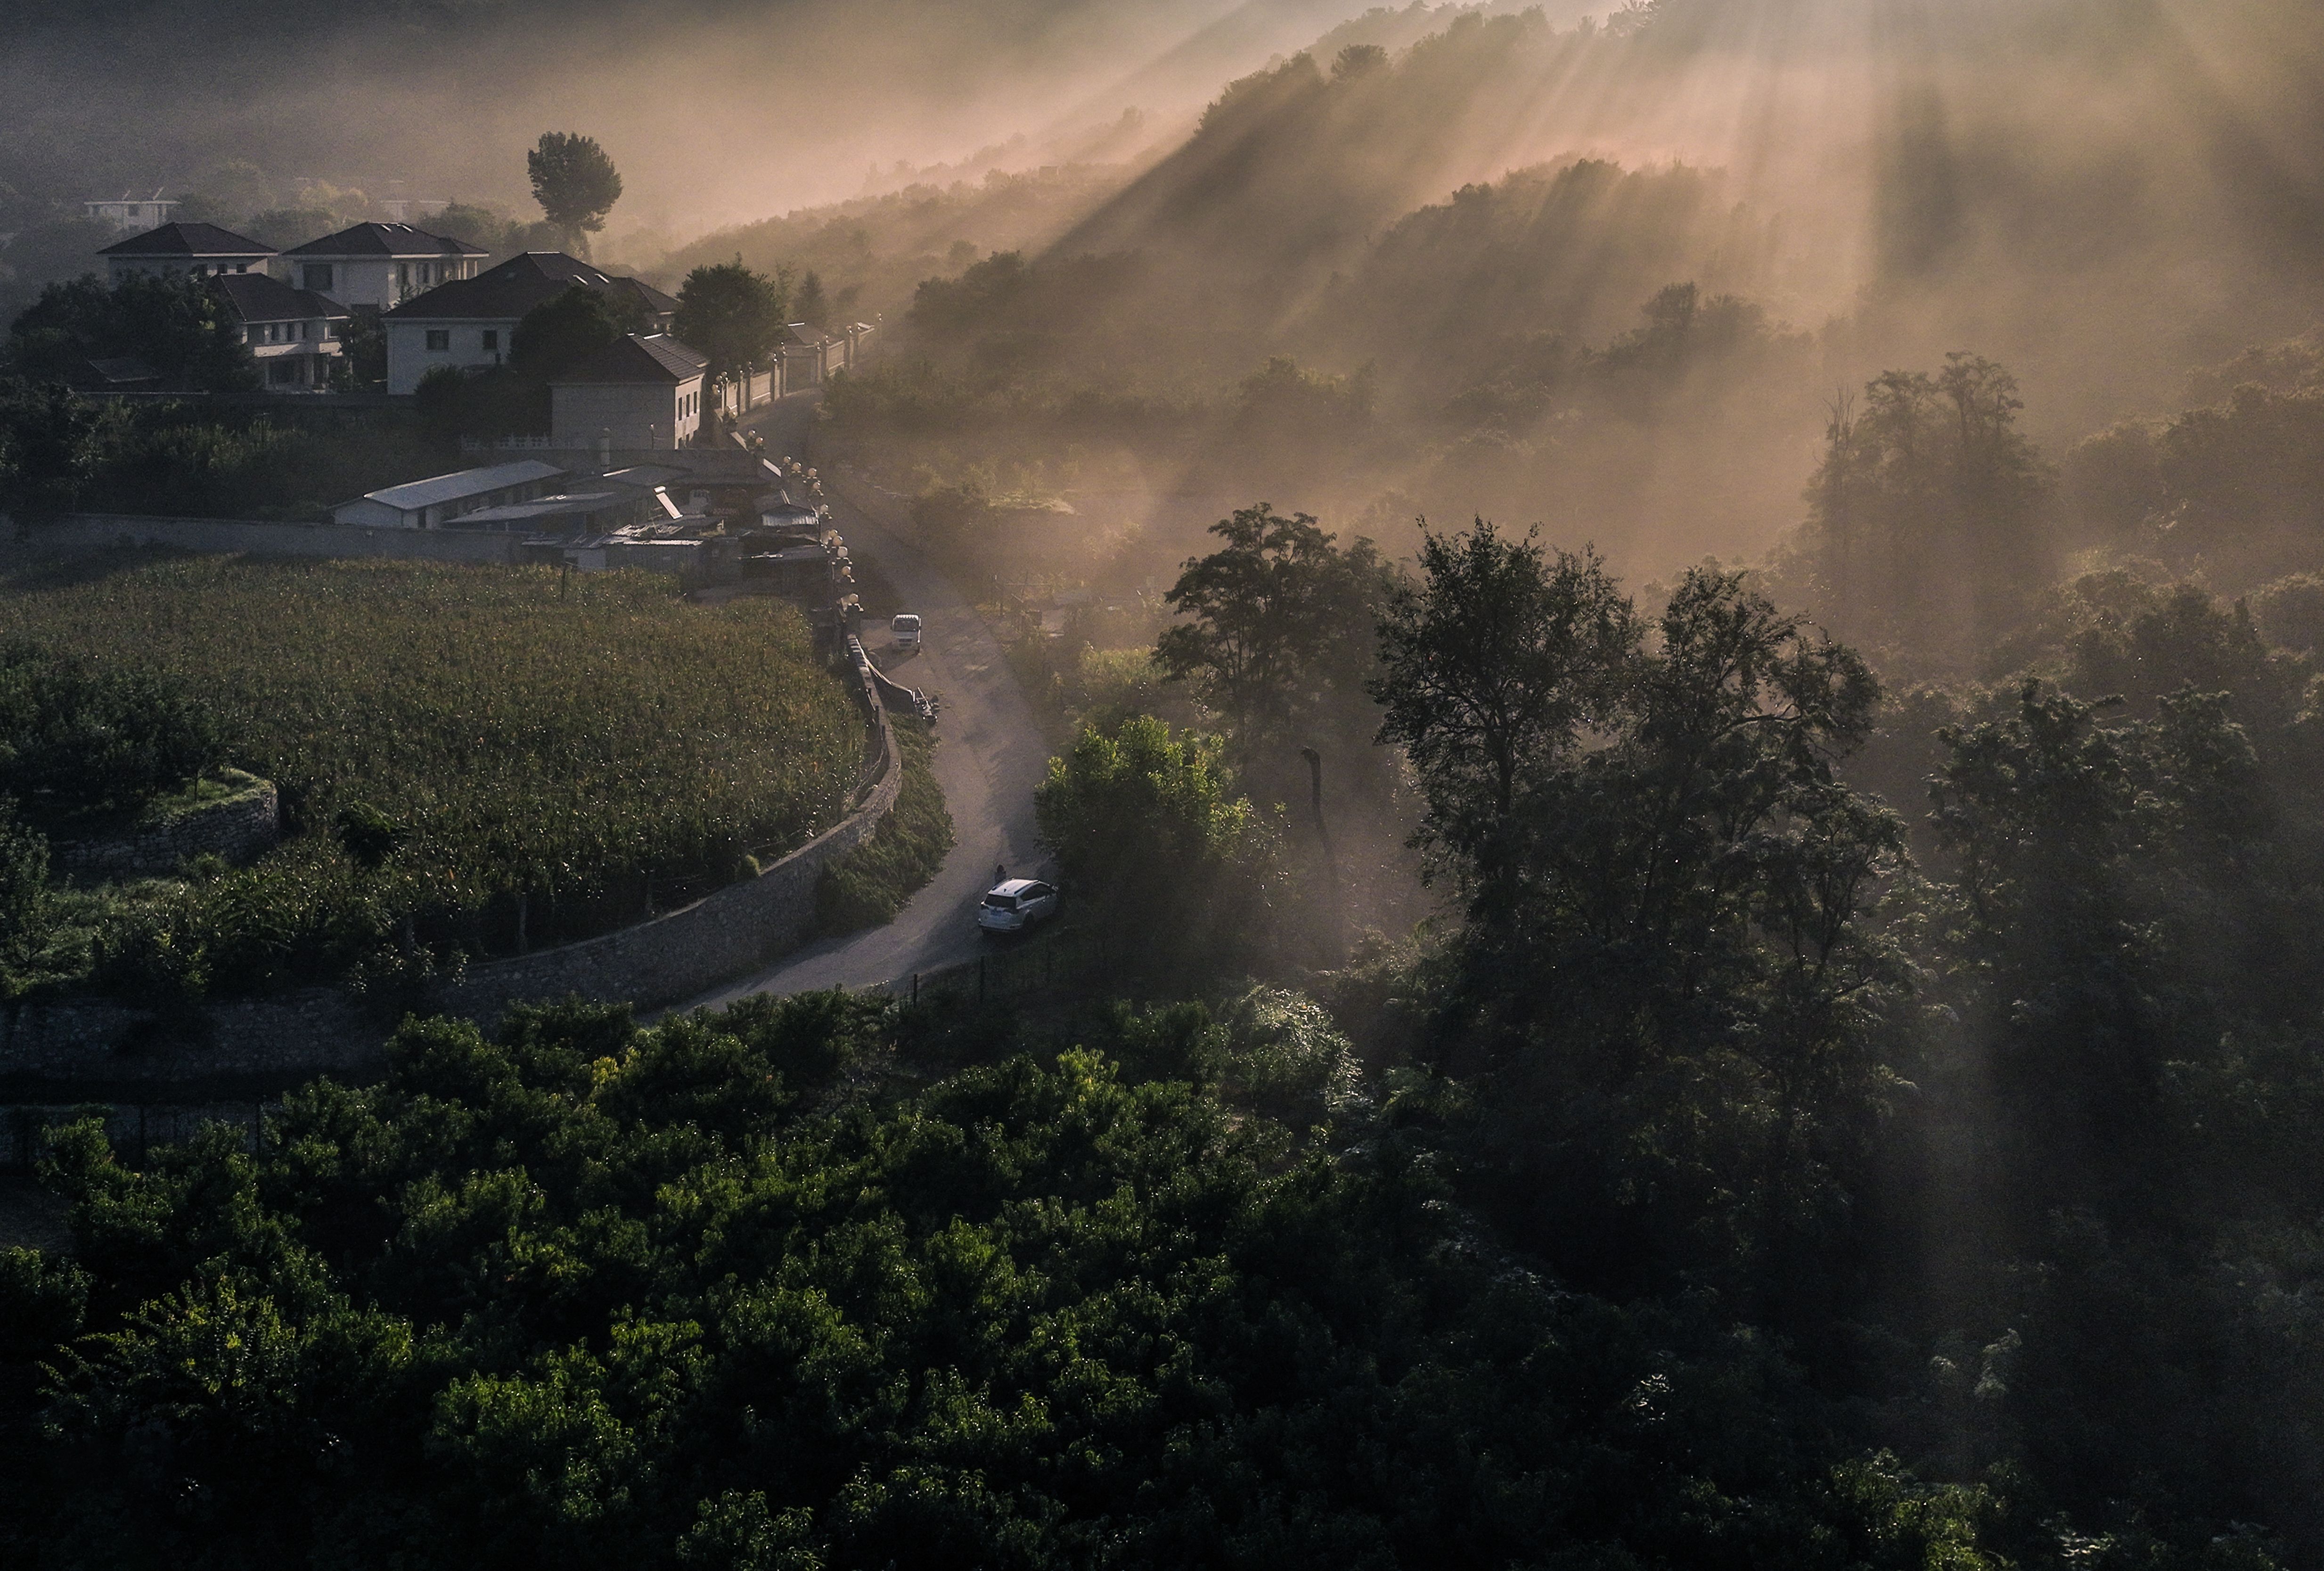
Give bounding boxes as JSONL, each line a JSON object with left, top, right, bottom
{"left": 891, "top": 613, "right": 922, "bottom": 650}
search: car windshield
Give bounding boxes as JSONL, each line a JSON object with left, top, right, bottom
{"left": 983, "top": 893, "right": 1016, "bottom": 909}
{"left": 893, "top": 617, "right": 919, "bottom": 629}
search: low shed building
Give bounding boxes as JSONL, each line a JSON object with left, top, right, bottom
{"left": 331, "top": 459, "right": 567, "bottom": 529}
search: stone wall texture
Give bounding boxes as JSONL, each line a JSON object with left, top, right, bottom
{"left": 55, "top": 777, "right": 281, "bottom": 881}
{"left": 0, "top": 669, "right": 901, "bottom": 1100}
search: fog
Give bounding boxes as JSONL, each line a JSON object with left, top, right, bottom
{"left": 9, "top": 0, "right": 2324, "bottom": 579}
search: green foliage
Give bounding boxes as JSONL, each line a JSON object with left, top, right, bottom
{"left": 528, "top": 132, "right": 624, "bottom": 255}
{"left": 4, "top": 271, "right": 259, "bottom": 394}
{"left": 814, "top": 718, "right": 955, "bottom": 936}
{"left": 2, "top": 389, "right": 454, "bottom": 520}
{"left": 1794, "top": 354, "right": 2054, "bottom": 663}
{"left": 0, "top": 997, "right": 2011, "bottom": 1569}
{"left": 672, "top": 259, "right": 791, "bottom": 380}
{"left": 1157, "top": 503, "right": 1399, "bottom": 792}
{"left": 1035, "top": 716, "right": 1277, "bottom": 973}
{"left": 1375, "top": 526, "right": 1903, "bottom": 1296}
{"left": 512, "top": 283, "right": 635, "bottom": 378}
{"left": 0, "top": 640, "right": 223, "bottom": 824}
{"left": 0, "top": 799, "right": 53, "bottom": 986}
{"left": 0, "top": 556, "right": 864, "bottom": 995}
{"left": 333, "top": 800, "right": 401, "bottom": 871}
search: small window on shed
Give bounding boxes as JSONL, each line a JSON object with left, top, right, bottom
{"left": 426, "top": 329, "right": 450, "bottom": 352}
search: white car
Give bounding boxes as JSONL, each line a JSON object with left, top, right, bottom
{"left": 977, "top": 878, "right": 1059, "bottom": 934}
{"left": 891, "top": 613, "right": 922, "bottom": 650}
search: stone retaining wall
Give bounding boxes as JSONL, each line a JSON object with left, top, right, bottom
{"left": 0, "top": 668, "right": 902, "bottom": 1099}
{"left": 55, "top": 776, "right": 281, "bottom": 881}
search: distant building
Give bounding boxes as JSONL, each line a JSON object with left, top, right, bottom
{"left": 548, "top": 334, "right": 710, "bottom": 451}
{"left": 378, "top": 196, "right": 450, "bottom": 223}
{"left": 213, "top": 274, "right": 349, "bottom": 392}
{"left": 379, "top": 253, "right": 679, "bottom": 396}
{"left": 100, "top": 222, "right": 274, "bottom": 282}
{"left": 278, "top": 223, "right": 489, "bottom": 311}
{"left": 330, "top": 459, "right": 568, "bottom": 529}
{"left": 82, "top": 194, "right": 180, "bottom": 232}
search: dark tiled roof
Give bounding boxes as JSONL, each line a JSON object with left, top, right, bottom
{"left": 99, "top": 221, "right": 274, "bottom": 258}
{"left": 607, "top": 275, "right": 679, "bottom": 316}
{"left": 282, "top": 222, "right": 490, "bottom": 259}
{"left": 213, "top": 272, "right": 349, "bottom": 324}
{"left": 382, "top": 252, "right": 643, "bottom": 322}
{"left": 549, "top": 334, "right": 709, "bottom": 385}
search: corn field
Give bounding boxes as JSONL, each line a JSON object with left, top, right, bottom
{"left": 0, "top": 554, "right": 867, "bottom": 996}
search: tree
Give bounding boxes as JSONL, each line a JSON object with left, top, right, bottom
{"left": 0, "top": 382, "right": 107, "bottom": 518}
{"left": 1370, "top": 520, "right": 1634, "bottom": 871}
{"left": 671, "top": 259, "right": 789, "bottom": 380}
{"left": 509, "top": 285, "right": 628, "bottom": 379}
{"left": 5, "top": 273, "right": 258, "bottom": 394}
{"left": 1035, "top": 716, "right": 1276, "bottom": 970}
{"left": 1157, "top": 503, "right": 1400, "bottom": 784}
{"left": 1799, "top": 354, "right": 2051, "bottom": 663}
{"left": 527, "top": 132, "right": 623, "bottom": 257}
{"left": 792, "top": 269, "right": 827, "bottom": 330}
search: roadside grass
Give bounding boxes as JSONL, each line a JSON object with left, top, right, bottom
{"left": 815, "top": 715, "right": 955, "bottom": 936}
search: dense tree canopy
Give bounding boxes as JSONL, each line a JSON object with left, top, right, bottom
{"left": 0, "top": 995, "right": 2008, "bottom": 1571}
{"left": 672, "top": 259, "right": 791, "bottom": 380}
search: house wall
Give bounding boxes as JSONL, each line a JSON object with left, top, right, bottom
{"left": 551, "top": 378, "right": 700, "bottom": 450}
{"left": 293, "top": 258, "right": 399, "bottom": 308}
{"left": 386, "top": 317, "right": 516, "bottom": 395}
{"left": 106, "top": 257, "right": 266, "bottom": 283}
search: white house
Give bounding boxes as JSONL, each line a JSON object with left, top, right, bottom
{"left": 331, "top": 459, "right": 569, "bottom": 529}
{"left": 279, "top": 223, "right": 489, "bottom": 311}
{"left": 83, "top": 193, "right": 179, "bottom": 232}
{"left": 213, "top": 274, "right": 348, "bottom": 392}
{"left": 549, "top": 335, "right": 709, "bottom": 451}
{"left": 100, "top": 222, "right": 273, "bottom": 282}
{"left": 380, "top": 253, "right": 679, "bottom": 396}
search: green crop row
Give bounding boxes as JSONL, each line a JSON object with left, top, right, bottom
{"left": 0, "top": 553, "right": 867, "bottom": 1000}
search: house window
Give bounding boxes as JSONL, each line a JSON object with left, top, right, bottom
{"left": 247, "top": 326, "right": 264, "bottom": 345}
{"left": 303, "top": 263, "right": 334, "bottom": 292}
{"left": 398, "top": 264, "right": 410, "bottom": 292}
{"left": 426, "top": 329, "right": 450, "bottom": 352}
{"left": 481, "top": 329, "right": 498, "bottom": 353}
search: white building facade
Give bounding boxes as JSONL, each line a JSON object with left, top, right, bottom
{"left": 214, "top": 274, "right": 349, "bottom": 392}
{"left": 100, "top": 222, "right": 273, "bottom": 282}
{"left": 83, "top": 195, "right": 180, "bottom": 232}
{"left": 550, "top": 335, "right": 709, "bottom": 451}
{"left": 381, "top": 253, "right": 679, "bottom": 396}
{"left": 280, "top": 223, "right": 489, "bottom": 312}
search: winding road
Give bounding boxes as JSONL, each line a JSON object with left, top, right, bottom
{"left": 673, "top": 406, "right": 1050, "bottom": 1007}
